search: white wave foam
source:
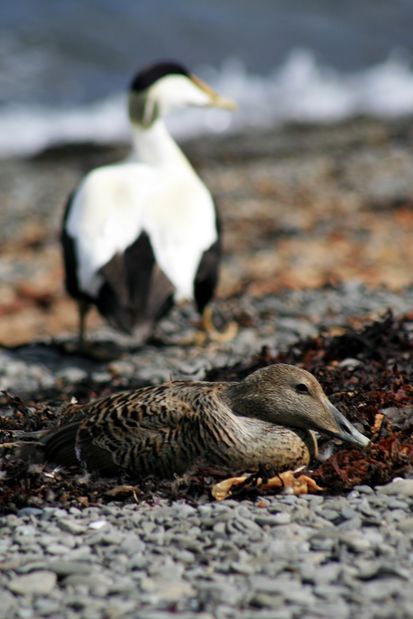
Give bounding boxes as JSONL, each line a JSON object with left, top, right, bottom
{"left": 2, "top": 49, "right": 413, "bottom": 157}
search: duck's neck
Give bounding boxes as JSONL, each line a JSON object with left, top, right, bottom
{"left": 200, "top": 383, "right": 282, "bottom": 468}
{"left": 129, "top": 119, "right": 193, "bottom": 170}
{"left": 200, "top": 388, "right": 314, "bottom": 470}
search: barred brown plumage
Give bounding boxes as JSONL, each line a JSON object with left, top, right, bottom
{"left": 27, "top": 364, "right": 369, "bottom": 478}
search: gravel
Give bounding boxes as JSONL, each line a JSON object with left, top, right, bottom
{"left": 1, "top": 284, "right": 413, "bottom": 617}
{"left": 1, "top": 485, "right": 413, "bottom": 619}
{"left": 2, "top": 282, "right": 413, "bottom": 396}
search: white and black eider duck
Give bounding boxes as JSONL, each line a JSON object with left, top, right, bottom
{"left": 32, "top": 364, "right": 369, "bottom": 478}
{"left": 61, "top": 61, "right": 236, "bottom": 348}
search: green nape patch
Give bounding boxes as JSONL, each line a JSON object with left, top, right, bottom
{"left": 1, "top": 311, "right": 413, "bottom": 512}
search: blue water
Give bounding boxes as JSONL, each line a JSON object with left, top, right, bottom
{"left": 2, "top": 0, "right": 413, "bottom": 155}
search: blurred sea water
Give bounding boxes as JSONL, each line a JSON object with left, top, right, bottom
{"left": 2, "top": 0, "right": 413, "bottom": 156}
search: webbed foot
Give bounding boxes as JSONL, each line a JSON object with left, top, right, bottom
{"left": 211, "top": 467, "right": 323, "bottom": 501}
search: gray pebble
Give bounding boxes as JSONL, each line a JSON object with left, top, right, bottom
{"left": 377, "top": 479, "right": 413, "bottom": 497}
{"left": 398, "top": 517, "right": 413, "bottom": 533}
{"left": 254, "top": 512, "right": 291, "bottom": 526}
{"left": 317, "top": 509, "right": 340, "bottom": 521}
{"left": 44, "top": 560, "right": 93, "bottom": 576}
{"left": 56, "top": 366, "right": 88, "bottom": 383}
{"left": 8, "top": 571, "right": 57, "bottom": 595}
{"left": 0, "top": 592, "right": 17, "bottom": 619}
{"left": 33, "top": 598, "right": 62, "bottom": 616}
{"left": 57, "top": 518, "right": 87, "bottom": 535}
{"left": 16, "top": 508, "right": 43, "bottom": 518}
{"left": 339, "top": 532, "right": 372, "bottom": 553}
{"left": 45, "top": 543, "right": 69, "bottom": 555}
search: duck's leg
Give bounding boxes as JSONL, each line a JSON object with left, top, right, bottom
{"left": 211, "top": 474, "right": 251, "bottom": 501}
{"left": 78, "top": 299, "right": 89, "bottom": 351}
{"left": 211, "top": 468, "right": 323, "bottom": 501}
{"left": 60, "top": 300, "right": 90, "bottom": 355}
{"left": 200, "top": 305, "right": 238, "bottom": 343}
{"left": 78, "top": 301, "right": 123, "bottom": 360}
{"left": 261, "top": 470, "right": 323, "bottom": 495}
{"left": 174, "top": 304, "right": 237, "bottom": 347}
{"left": 61, "top": 301, "right": 120, "bottom": 360}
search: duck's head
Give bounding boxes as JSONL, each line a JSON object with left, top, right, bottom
{"left": 128, "top": 61, "right": 236, "bottom": 128}
{"left": 226, "top": 364, "right": 369, "bottom": 448}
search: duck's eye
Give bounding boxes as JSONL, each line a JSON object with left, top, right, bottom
{"left": 296, "top": 383, "right": 310, "bottom": 394}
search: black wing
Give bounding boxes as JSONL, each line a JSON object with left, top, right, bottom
{"left": 194, "top": 208, "right": 221, "bottom": 314}
{"left": 61, "top": 192, "right": 86, "bottom": 302}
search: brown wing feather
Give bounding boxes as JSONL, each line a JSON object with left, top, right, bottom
{"left": 44, "top": 383, "right": 214, "bottom": 476}
{"left": 75, "top": 394, "right": 199, "bottom": 477}
{"left": 43, "top": 422, "right": 81, "bottom": 468}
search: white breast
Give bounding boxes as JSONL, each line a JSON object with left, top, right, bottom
{"left": 142, "top": 173, "right": 217, "bottom": 300}
{"left": 66, "top": 161, "right": 217, "bottom": 300}
{"left": 66, "top": 163, "right": 157, "bottom": 295}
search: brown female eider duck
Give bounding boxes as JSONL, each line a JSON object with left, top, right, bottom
{"left": 61, "top": 61, "right": 236, "bottom": 349}
{"left": 35, "top": 364, "right": 369, "bottom": 477}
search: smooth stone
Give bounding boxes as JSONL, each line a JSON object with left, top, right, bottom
{"left": 398, "top": 517, "right": 413, "bottom": 533}
{"left": 45, "top": 544, "right": 69, "bottom": 555}
{"left": 353, "top": 485, "right": 374, "bottom": 494}
{"left": 314, "top": 584, "right": 350, "bottom": 599}
{"left": 230, "top": 562, "right": 255, "bottom": 575}
{"left": 301, "top": 562, "right": 341, "bottom": 584}
{"left": 16, "top": 562, "right": 52, "bottom": 574}
{"left": 0, "top": 591, "right": 17, "bottom": 619}
{"left": 339, "top": 358, "right": 361, "bottom": 369}
{"left": 56, "top": 367, "right": 87, "bottom": 383}
{"left": 8, "top": 571, "right": 57, "bottom": 595}
{"left": 17, "top": 508, "right": 43, "bottom": 518}
{"left": 387, "top": 498, "right": 409, "bottom": 509}
{"left": 57, "top": 519, "right": 87, "bottom": 535}
{"left": 248, "top": 591, "right": 284, "bottom": 610}
{"left": 13, "top": 526, "right": 37, "bottom": 539}
{"left": 310, "top": 537, "right": 335, "bottom": 551}
{"left": 44, "top": 561, "right": 93, "bottom": 576}
{"left": 341, "top": 507, "right": 358, "bottom": 520}
{"left": 14, "top": 608, "right": 34, "bottom": 619}
{"left": 339, "top": 532, "right": 371, "bottom": 553}
{"left": 283, "top": 588, "right": 317, "bottom": 606}
{"left": 88, "top": 519, "right": 108, "bottom": 530}
{"left": 137, "top": 613, "right": 214, "bottom": 619}
{"left": 362, "top": 578, "right": 406, "bottom": 601}
{"left": 377, "top": 479, "right": 413, "bottom": 497}
{"left": 63, "top": 574, "right": 110, "bottom": 589}
{"left": 272, "top": 512, "right": 292, "bottom": 525}
{"left": 317, "top": 509, "right": 340, "bottom": 521}
{"left": 155, "top": 580, "right": 195, "bottom": 602}
{"left": 250, "top": 575, "right": 301, "bottom": 596}
{"left": 196, "top": 582, "right": 245, "bottom": 606}
{"left": 33, "top": 598, "right": 62, "bottom": 615}
{"left": 354, "top": 560, "right": 380, "bottom": 579}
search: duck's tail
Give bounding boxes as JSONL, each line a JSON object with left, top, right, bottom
{"left": 1, "top": 423, "right": 81, "bottom": 468}
{"left": 0, "top": 432, "right": 47, "bottom": 463}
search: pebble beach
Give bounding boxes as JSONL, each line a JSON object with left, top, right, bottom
{"left": 2, "top": 116, "right": 413, "bottom": 618}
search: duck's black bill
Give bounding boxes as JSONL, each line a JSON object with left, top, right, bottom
{"left": 329, "top": 402, "right": 370, "bottom": 447}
